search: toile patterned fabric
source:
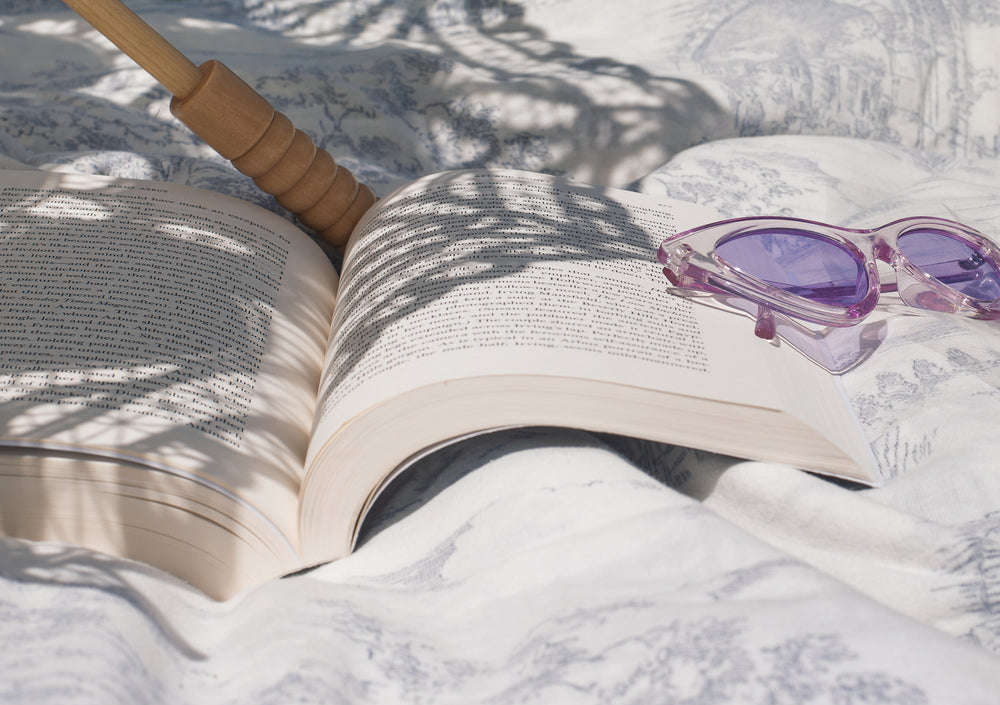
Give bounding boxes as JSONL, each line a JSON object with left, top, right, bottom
{"left": 1, "top": 1, "right": 1000, "bottom": 702}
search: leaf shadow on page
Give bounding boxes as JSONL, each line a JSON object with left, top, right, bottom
{"left": 313, "top": 170, "right": 690, "bottom": 427}
{"left": 0, "top": 177, "right": 330, "bottom": 578}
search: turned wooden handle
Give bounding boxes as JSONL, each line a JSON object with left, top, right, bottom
{"left": 61, "top": 0, "right": 373, "bottom": 251}
{"left": 170, "top": 60, "right": 375, "bottom": 248}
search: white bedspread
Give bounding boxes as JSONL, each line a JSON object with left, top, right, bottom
{"left": 2, "top": 1, "right": 999, "bottom": 702}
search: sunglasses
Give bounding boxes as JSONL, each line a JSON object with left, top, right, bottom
{"left": 657, "top": 216, "right": 1000, "bottom": 371}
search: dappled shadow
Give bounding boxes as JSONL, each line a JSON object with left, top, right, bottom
{"left": 0, "top": 172, "right": 334, "bottom": 596}
{"left": 1, "top": 0, "right": 729, "bottom": 198}
{"left": 246, "top": 0, "right": 729, "bottom": 190}
{"left": 0, "top": 152, "right": 705, "bottom": 598}
{"left": 0, "top": 0, "right": 730, "bottom": 597}
{"left": 0, "top": 535, "right": 209, "bottom": 659}
{"left": 0, "top": 182, "right": 291, "bottom": 481}
{"left": 314, "top": 169, "right": 689, "bottom": 422}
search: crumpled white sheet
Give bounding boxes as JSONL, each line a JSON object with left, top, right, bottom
{"left": 1, "top": 1, "right": 999, "bottom": 702}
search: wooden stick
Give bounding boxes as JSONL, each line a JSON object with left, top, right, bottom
{"left": 61, "top": 0, "right": 374, "bottom": 251}
{"left": 61, "top": 0, "right": 202, "bottom": 99}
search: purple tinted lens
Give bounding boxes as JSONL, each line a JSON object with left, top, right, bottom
{"left": 897, "top": 228, "right": 1000, "bottom": 302}
{"left": 715, "top": 229, "right": 868, "bottom": 306}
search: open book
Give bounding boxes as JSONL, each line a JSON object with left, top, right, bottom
{"left": 0, "top": 168, "right": 880, "bottom": 599}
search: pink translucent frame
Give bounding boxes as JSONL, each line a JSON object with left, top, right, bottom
{"left": 657, "top": 215, "right": 1000, "bottom": 372}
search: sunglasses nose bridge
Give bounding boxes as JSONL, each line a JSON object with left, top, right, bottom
{"left": 871, "top": 238, "right": 896, "bottom": 265}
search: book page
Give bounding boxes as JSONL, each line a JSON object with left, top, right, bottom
{"left": 305, "top": 170, "right": 869, "bottom": 476}
{"left": 0, "top": 170, "right": 338, "bottom": 551}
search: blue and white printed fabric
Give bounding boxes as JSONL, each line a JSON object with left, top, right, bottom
{"left": 1, "top": 1, "right": 999, "bottom": 702}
